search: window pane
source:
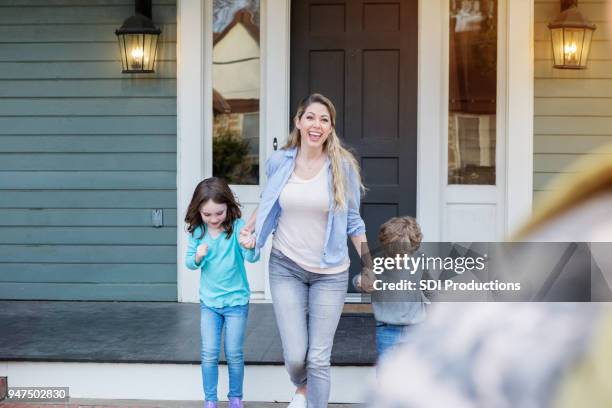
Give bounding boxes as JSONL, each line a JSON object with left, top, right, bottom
{"left": 448, "top": 0, "right": 497, "bottom": 185}
{"left": 212, "top": 0, "right": 260, "bottom": 185}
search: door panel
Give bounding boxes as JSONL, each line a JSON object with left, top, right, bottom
{"left": 291, "top": 0, "right": 418, "bottom": 292}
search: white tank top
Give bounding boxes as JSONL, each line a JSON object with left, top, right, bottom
{"left": 273, "top": 165, "right": 349, "bottom": 274}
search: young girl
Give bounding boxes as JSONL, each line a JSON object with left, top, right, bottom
{"left": 185, "top": 177, "right": 258, "bottom": 408}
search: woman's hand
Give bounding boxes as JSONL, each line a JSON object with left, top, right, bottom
{"left": 195, "top": 243, "right": 209, "bottom": 264}
{"left": 359, "top": 267, "right": 376, "bottom": 293}
{"left": 351, "top": 234, "right": 375, "bottom": 292}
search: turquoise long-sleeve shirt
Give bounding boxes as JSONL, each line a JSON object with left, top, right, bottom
{"left": 185, "top": 218, "right": 259, "bottom": 308}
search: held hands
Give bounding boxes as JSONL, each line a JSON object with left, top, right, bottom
{"left": 238, "top": 228, "right": 256, "bottom": 249}
{"left": 359, "top": 267, "right": 376, "bottom": 293}
{"left": 195, "top": 243, "right": 209, "bottom": 265}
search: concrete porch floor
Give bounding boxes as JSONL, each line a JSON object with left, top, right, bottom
{"left": 0, "top": 301, "right": 376, "bottom": 365}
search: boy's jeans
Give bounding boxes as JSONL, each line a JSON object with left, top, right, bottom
{"left": 200, "top": 303, "right": 249, "bottom": 402}
{"left": 269, "top": 248, "right": 348, "bottom": 408}
{"left": 376, "top": 322, "right": 413, "bottom": 357}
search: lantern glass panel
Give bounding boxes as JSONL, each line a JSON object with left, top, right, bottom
{"left": 579, "top": 29, "right": 593, "bottom": 67}
{"left": 117, "top": 35, "right": 128, "bottom": 71}
{"left": 550, "top": 27, "right": 565, "bottom": 67}
{"left": 129, "top": 34, "right": 145, "bottom": 71}
{"left": 142, "top": 33, "right": 159, "bottom": 71}
{"left": 562, "top": 28, "right": 585, "bottom": 66}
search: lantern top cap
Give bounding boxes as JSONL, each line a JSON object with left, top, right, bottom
{"left": 115, "top": 13, "right": 161, "bottom": 35}
{"left": 548, "top": 6, "right": 596, "bottom": 30}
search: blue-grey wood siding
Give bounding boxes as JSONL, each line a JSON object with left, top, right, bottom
{"left": 0, "top": 0, "right": 178, "bottom": 301}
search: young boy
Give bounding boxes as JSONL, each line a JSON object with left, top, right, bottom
{"left": 354, "top": 216, "right": 429, "bottom": 358}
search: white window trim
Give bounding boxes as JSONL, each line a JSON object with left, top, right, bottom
{"left": 441, "top": 0, "right": 506, "bottom": 239}
{"left": 260, "top": 0, "right": 291, "bottom": 300}
{"left": 424, "top": 0, "right": 533, "bottom": 241}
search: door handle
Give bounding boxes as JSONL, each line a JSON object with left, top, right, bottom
{"left": 273, "top": 137, "right": 278, "bottom": 151}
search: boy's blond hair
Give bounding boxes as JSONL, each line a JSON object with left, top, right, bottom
{"left": 378, "top": 216, "right": 423, "bottom": 254}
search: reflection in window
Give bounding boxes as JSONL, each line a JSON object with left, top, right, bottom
{"left": 448, "top": 0, "right": 497, "bottom": 185}
{"left": 212, "top": 0, "right": 260, "bottom": 185}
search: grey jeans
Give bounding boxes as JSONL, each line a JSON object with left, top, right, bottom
{"left": 269, "top": 248, "right": 348, "bottom": 408}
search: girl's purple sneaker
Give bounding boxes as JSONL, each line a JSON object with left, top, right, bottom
{"left": 204, "top": 401, "right": 218, "bottom": 408}
{"left": 228, "top": 397, "right": 244, "bottom": 408}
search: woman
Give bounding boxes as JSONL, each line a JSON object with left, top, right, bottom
{"left": 243, "top": 93, "right": 368, "bottom": 408}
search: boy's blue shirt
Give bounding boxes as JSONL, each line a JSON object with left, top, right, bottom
{"left": 185, "top": 218, "right": 259, "bottom": 308}
{"left": 254, "top": 146, "right": 366, "bottom": 268}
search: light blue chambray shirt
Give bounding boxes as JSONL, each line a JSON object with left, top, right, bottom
{"left": 254, "top": 147, "right": 366, "bottom": 268}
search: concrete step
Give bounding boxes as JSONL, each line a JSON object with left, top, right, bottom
{"left": 0, "top": 362, "right": 375, "bottom": 404}
{"left": 0, "top": 399, "right": 363, "bottom": 407}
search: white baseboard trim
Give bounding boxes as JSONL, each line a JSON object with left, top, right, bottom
{"left": 0, "top": 362, "right": 375, "bottom": 403}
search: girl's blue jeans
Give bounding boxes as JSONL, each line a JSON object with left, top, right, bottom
{"left": 200, "top": 302, "right": 249, "bottom": 402}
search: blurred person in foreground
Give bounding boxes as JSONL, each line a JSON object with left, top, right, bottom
{"left": 370, "top": 148, "right": 612, "bottom": 408}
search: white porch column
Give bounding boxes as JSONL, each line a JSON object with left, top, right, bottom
{"left": 417, "top": 0, "right": 444, "bottom": 241}
{"left": 505, "top": 0, "right": 535, "bottom": 237}
{"left": 176, "top": 0, "right": 205, "bottom": 302}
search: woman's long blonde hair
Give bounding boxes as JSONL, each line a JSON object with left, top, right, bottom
{"left": 284, "top": 93, "right": 365, "bottom": 209}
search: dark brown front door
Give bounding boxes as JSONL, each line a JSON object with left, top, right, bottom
{"left": 291, "top": 0, "right": 418, "bottom": 291}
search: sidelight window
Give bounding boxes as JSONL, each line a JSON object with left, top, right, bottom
{"left": 448, "top": 0, "right": 497, "bottom": 185}
{"left": 212, "top": 0, "right": 261, "bottom": 185}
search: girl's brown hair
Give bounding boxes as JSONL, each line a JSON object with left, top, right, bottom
{"left": 184, "top": 177, "right": 242, "bottom": 239}
{"left": 284, "top": 93, "right": 365, "bottom": 209}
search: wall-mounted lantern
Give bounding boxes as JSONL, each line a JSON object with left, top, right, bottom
{"left": 115, "top": 0, "right": 162, "bottom": 73}
{"left": 548, "top": 0, "right": 596, "bottom": 69}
